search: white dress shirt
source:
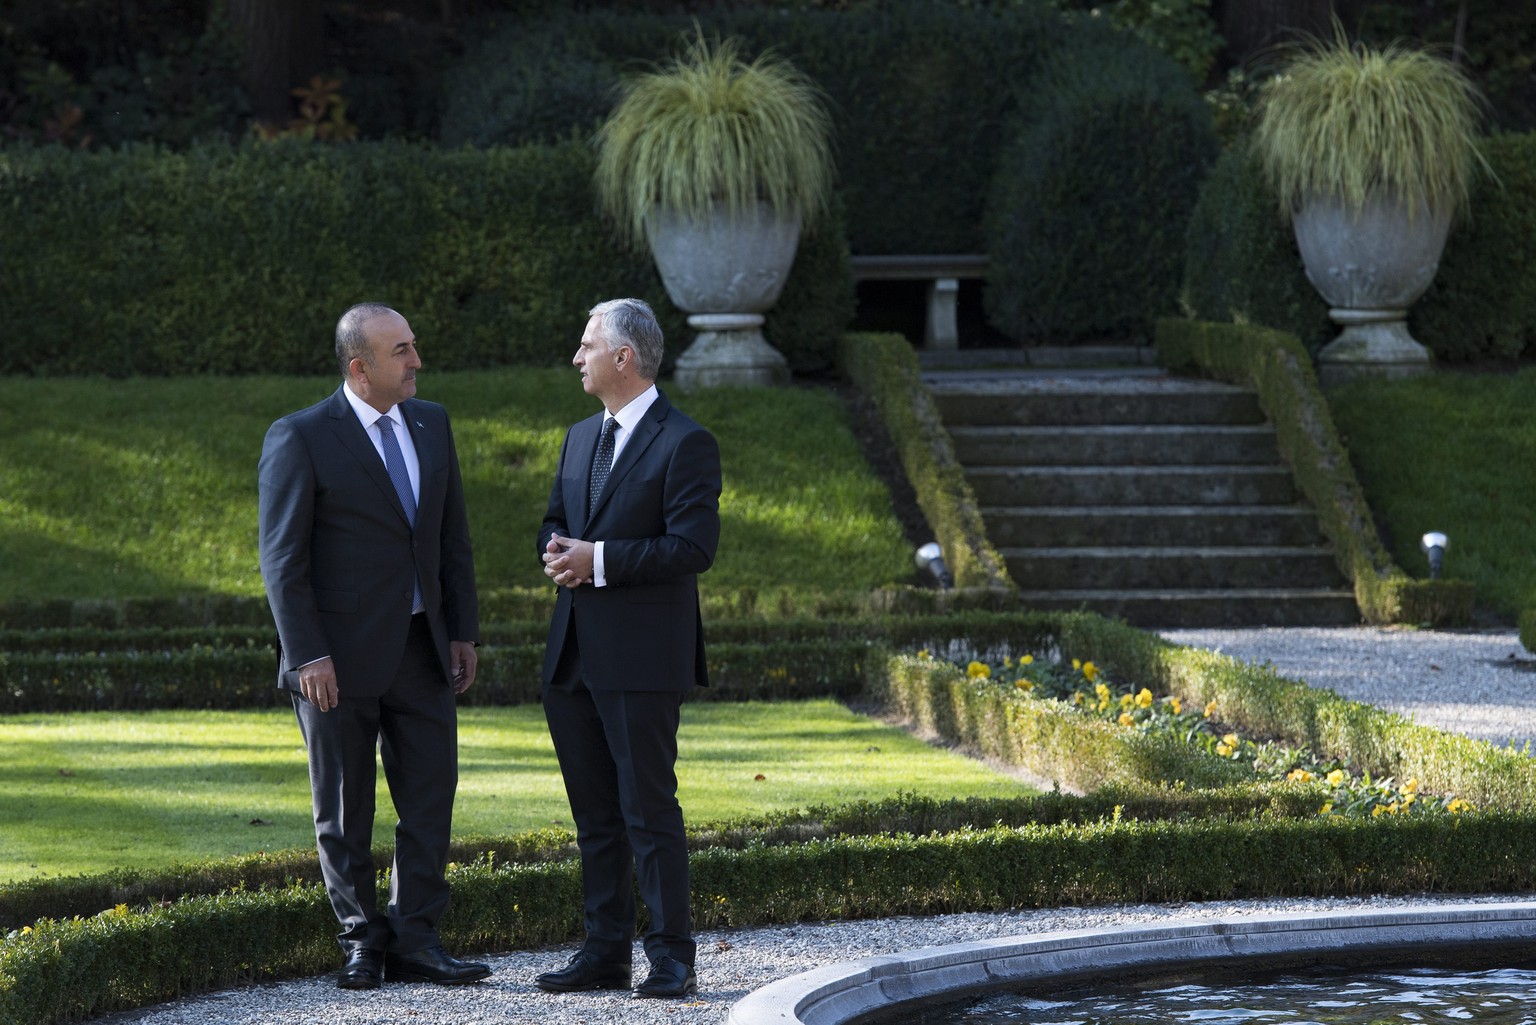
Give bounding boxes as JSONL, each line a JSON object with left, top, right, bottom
{"left": 592, "top": 384, "right": 659, "bottom": 588}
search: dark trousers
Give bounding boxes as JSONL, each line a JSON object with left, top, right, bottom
{"left": 292, "top": 614, "right": 457, "bottom": 954}
{"left": 543, "top": 663, "right": 693, "bottom": 967}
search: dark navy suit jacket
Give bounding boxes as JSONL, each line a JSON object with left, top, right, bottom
{"left": 259, "top": 385, "right": 479, "bottom": 695}
{"left": 539, "top": 390, "right": 721, "bottom": 691}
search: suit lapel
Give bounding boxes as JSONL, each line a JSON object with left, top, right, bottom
{"left": 587, "top": 393, "right": 669, "bottom": 524}
{"left": 328, "top": 387, "right": 413, "bottom": 527}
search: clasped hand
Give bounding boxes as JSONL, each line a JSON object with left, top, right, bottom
{"left": 543, "top": 533, "right": 594, "bottom": 589}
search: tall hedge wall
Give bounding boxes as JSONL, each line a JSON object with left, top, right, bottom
{"left": 0, "top": 139, "right": 852, "bottom": 376}
{"left": 438, "top": 0, "right": 1076, "bottom": 256}
{"left": 985, "top": 35, "right": 1218, "bottom": 342}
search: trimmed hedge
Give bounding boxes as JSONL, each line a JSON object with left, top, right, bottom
{"left": 836, "top": 332, "right": 1012, "bottom": 592}
{"left": 0, "top": 140, "right": 851, "bottom": 377}
{"left": 1049, "top": 611, "right": 1535, "bottom": 811}
{"left": 1181, "top": 131, "right": 1536, "bottom": 362}
{"left": 0, "top": 638, "right": 878, "bottom": 713}
{"left": 985, "top": 33, "right": 1218, "bottom": 342}
{"left": 5, "top": 812, "right": 1535, "bottom": 1025}
{"left": 1155, "top": 318, "right": 1476, "bottom": 626}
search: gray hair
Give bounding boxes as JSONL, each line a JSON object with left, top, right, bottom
{"left": 589, "top": 298, "right": 663, "bottom": 380}
{"left": 335, "top": 303, "right": 397, "bottom": 377}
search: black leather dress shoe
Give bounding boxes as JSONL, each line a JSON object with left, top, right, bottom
{"left": 634, "top": 956, "right": 697, "bottom": 998}
{"left": 337, "top": 948, "right": 383, "bottom": 990}
{"left": 534, "top": 952, "right": 633, "bottom": 993}
{"left": 384, "top": 945, "right": 492, "bottom": 985}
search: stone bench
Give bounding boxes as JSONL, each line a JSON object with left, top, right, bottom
{"left": 849, "top": 254, "right": 989, "bottom": 350}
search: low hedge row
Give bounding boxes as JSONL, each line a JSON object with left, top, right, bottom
{"left": 1049, "top": 612, "right": 1536, "bottom": 811}
{"left": 1155, "top": 318, "right": 1476, "bottom": 626}
{"left": 6, "top": 812, "right": 1534, "bottom": 1025}
{"left": 0, "top": 788, "right": 1328, "bottom": 933}
{"left": 0, "top": 584, "right": 975, "bottom": 632}
{"left": 836, "top": 332, "right": 1012, "bottom": 592}
{"left": 0, "top": 638, "right": 876, "bottom": 713}
{"left": 0, "top": 139, "right": 852, "bottom": 377}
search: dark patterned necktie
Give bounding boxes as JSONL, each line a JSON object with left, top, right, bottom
{"left": 377, "top": 415, "right": 422, "bottom": 611}
{"left": 588, "top": 416, "right": 617, "bottom": 516}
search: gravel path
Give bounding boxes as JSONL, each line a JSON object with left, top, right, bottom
{"left": 101, "top": 626, "right": 1535, "bottom": 1025}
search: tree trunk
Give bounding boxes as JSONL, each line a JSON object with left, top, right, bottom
{"left": 227, "top": 0, "right": 325, "bottom": 124}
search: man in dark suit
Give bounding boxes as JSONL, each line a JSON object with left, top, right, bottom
{"left": 534, "top": 298, "right": 721, "bottom": 999}
{"left": 258, "top": 303, "right": 489, "bottom": 991}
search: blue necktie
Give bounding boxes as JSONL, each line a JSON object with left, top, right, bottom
{"left": 588, "top": 416, "right": 617, "bottom": 517}
{"left": 377, "top": 415, "right": 422, "bottom": 611}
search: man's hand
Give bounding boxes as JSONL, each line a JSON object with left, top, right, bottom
{"left": 450, "top": 640, "right": 478, "bottom": 694}
{"left": 299, "top": 656, "right": 340, "bottom": 712}
{"left": 543, "top": 533, "right": 595, "bottom": 589}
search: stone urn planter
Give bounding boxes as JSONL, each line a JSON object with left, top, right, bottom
{"left": 1252, "top": 30, "right": 1487, "bottom": 387}
{"left": 1292, "top": 194, "right": 1453, "bottom": 388}
{"left": 592, "top": 32, "right": 833, "bottom": 390}
{"left": 647, "top": 203, "right": 800, "bottom": 390}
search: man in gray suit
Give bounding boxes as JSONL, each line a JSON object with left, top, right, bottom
{"left": 258, "top": 303, "right": 488, "bottom": 990}
{"left": 534, "top": 298, "right": 721, "bottom": 999}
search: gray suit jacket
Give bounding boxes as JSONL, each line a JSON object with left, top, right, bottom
{"left": 259, "top": 385, "right": 478, "bottom": 695}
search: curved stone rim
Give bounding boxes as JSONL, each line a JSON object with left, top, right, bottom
{"left": 726, "top": 902, "right": 1536, "bottom": 1025}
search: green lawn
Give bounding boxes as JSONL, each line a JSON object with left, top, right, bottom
{"left": 0, "top": 368, "right": 912, "bottom": 600}
{"left": 0, "top": 700, "right": 1031, "bottom": 882}
{"left": 1329, "top": 366, "right": 1536, "bottom": 617}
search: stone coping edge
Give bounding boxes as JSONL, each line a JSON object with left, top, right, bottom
{"left": 726, "top": 902, "right": 1536, "bottom": 1025}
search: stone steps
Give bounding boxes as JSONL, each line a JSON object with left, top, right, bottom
{"left": 924, "top": 357, "right": 1358, "bottom": 627}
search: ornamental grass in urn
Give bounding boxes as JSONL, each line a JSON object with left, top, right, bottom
{"left": 593, "top": 30, "right": 835, "bottom": 388}
{"left": 1251, "top": 27, "right": 1489, "bottom": 382}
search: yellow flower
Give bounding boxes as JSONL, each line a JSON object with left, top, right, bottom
{"left": 1447, "top": 798, "right": 1472, "bottom": 814}
{"left": 1401, "top": 791, "right": 1417, "bottom": 806}
{"left": 1287, "top": 768, "right": 1314, "bottom": 784}
{"left": 1014, "top": 679, "right": 1033, "bottom": 692}
{"left": 1319, "top": 802, "right": 1333, "bottom": 815}
{"left": 1222, "top": 733, "right": 1239, "bottom": 747}
{"left": 1072, "top": 658, "right": 1082, "bottom": 671}
{"left": 1083, "top": 661, "right": 1099, "bottom": 682}
{"left": 1372, "top": 805, "right": 1386, "bottom": 817}
{"left": 967, "top": 661, "right": 990, "bottom": 679}
{"left": 1135, "top": 688, "right": 1153, "bottom": 709}
{"left": 917, "top": 649, "right": 932, "bottom": 661}
{"left": 1118, "top": 712, "right": 1135, "bottom": 727}
{"left": 1002, "top": 656, "right": 1013, "bottom": 669}
{"left": 1203, "top": 699, "right": 1218, "bottom": 718}
{"left": 1168, "top": 697, "right": 1182, "bottom": 715}
{"left": 1325, "top": 769, "right": 1345, "bottom": 786}
{"left": 1094, "top": 682, "right": 1110, "bottom": 698}
{"left": 1020, "top": 654, "right": 1035, "bottom": 666}
{"left": 1402, "top": 777, "right": 1419, "bottom": 795}
{"left": 1216, "top": 742, "right": 1233, "bottom": 757}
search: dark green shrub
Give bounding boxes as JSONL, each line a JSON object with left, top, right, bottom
{"left": 0, "top": 139, "right": 849, "bottom": 376}
{"left": 1413, "top": 131, "right": 1536, "bottom": 360}
{"left": 984, "top": 34, "right": 1218, "bottom": 342}
{"left": 438, "top": 1, "right": 1064, "bottom": 255}
{"left": 1180, "top": 143, "right": 1333, "bottom": 354}
{"left": 1522, "top": 608, "right": 1536, "bottom": 654}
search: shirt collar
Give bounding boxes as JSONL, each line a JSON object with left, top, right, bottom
{"left": 343, "top": 381, "right": 403, "bottom": 432}
{"left": 607, "top": 384, "right": 659, "bottom": 436}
